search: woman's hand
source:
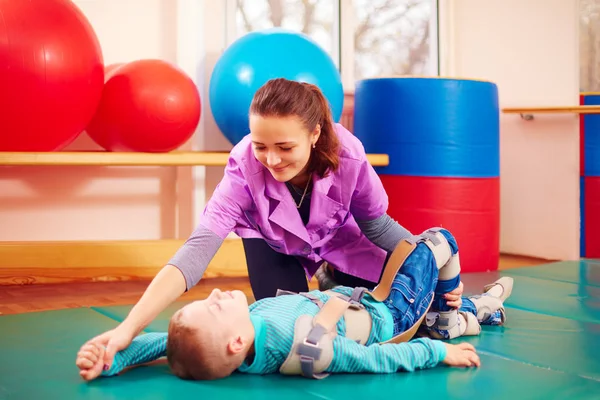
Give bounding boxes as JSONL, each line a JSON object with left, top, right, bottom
{"left": 78, "top": 324, "right": 136, "bottom": 379}
{"left": 444, "top": 281, "right": 463, "bottom": 309}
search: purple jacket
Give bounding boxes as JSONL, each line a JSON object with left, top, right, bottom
{"left": 200, "top": 123, "right": 388, "bottom": 282}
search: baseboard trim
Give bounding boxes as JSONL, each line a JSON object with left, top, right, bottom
{"left": 0, "top": 239, "right": 248, "bottom": 285}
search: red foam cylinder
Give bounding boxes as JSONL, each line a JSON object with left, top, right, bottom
{"left": 380, "top": 175, "right": 500, "bottom": 273}
{"left": 585, "top": 177, "right": 600, "bottom": 258}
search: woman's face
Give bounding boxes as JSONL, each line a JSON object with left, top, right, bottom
{"left": 249, "top": 114, "right": 319, "bottom": 184}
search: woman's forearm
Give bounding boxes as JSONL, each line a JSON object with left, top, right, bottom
{"left": 356, "top": 214, "right": 413, "bottom": 253}
{"left": 120, "top": 264, "right": 187, "bottom": 336}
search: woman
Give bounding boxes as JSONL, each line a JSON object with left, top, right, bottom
{"left": 84, "top": 78, "right": 462, "bottom": 371}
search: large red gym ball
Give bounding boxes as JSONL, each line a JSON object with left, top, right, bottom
{"left": 0, "top": 0, "right": 104, "bottom": 151}
{"left": 86, "top": 59, "right": 201, "bottom": 152}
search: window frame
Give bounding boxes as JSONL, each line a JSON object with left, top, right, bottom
{"left": 222, "top": 0, "right": 439, "bottom": 92}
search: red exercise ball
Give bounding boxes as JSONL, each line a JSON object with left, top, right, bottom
{"left": 104, "top": 63, "right": 125, "bottom": 78}
{"left": 86, "top": 59, "right": 201, "bottom": 152}
{"left": 85, "top": 63, "right": 125, "bottom": 151}
{"left": 0, "top": 0, "right": 104, "bottom": 151}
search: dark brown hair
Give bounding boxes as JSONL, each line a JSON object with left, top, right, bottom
{"left": 249, "top": 78, "right": 340, "bottom": 178}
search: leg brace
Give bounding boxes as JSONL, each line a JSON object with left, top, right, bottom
{"left": 396, "top": 228, "right": 480, "bottom": 340}
{"left": 468, "top": 276, "right": 514, "bottom": 325}
{"left": 278, "top": 228, "right": 456, "bottom": 379}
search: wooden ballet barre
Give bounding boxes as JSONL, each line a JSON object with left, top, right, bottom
{"left": 0, "top": 151, "right": 231, "bottom": 166}
{"left": 0, "top": 151, "right": 390, "bottom": 167}
{"left": 502, "top": 105, "right": 600, "bottom": 120}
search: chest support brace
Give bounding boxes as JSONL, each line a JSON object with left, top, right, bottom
{"left": 278, "top": 229, "right": 453, "bottom": 379}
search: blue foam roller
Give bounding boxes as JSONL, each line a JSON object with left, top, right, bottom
{"left": 582, "top": 94, "right": 600, "bottom": 177}
{"left": 353, "top": 77, "right": 500, "bottom": 178}
{"left": 209, "top": 28, "right": 344, "bottom": 146}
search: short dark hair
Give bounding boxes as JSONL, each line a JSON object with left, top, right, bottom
{"left": 250, "top": 78, "right": 341, "bottom": 178}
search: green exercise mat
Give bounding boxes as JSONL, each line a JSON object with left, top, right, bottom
{"left": 1, "top": 260, "right": 600, "bottom": 399}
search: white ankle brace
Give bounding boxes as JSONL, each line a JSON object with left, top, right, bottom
{"left": 424, "top": 309, "right": 481, "bottom": 339}
{"left": 469, "top": 295, "right": 506, "bottom": 324}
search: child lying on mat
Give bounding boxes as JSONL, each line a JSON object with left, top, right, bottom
{"left": 76, "top": 228, "right": 513, "bottom": 381}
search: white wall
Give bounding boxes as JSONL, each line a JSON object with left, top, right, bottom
{"left": 1, "top": 0, "right": 584, "bottom": 261}
{"left": 439, "top": 0, "right": 581, "bottom": 260}
{"left": 0, "top": 0, "right": 179, "bottom": 242}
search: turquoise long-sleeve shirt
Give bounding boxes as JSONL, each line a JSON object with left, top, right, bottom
{"left": 102, "top": 287, "right": 447, "bottom": 377}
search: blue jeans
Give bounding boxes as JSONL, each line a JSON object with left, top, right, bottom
{"left": 384, "top": 229, "right": 476, "bottom": 336}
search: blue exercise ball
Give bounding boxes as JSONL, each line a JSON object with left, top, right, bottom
{"left": 209, "top": 28, "right": 344, "bottom": 145}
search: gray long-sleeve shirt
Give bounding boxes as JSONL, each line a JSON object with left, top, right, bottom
{"left": 168, "top": 213, "right": 412, "bottom": 291}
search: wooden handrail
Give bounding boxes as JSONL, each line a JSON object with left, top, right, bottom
{"left": 0, "top": 151, "right": 390, "bottom": 167}
{"left": 502, "top": 105, "right": 600, "bottom": 120}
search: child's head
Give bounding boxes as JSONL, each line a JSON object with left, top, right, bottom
{"left": 166, "top": 288, "right": 255, "bottom": 380}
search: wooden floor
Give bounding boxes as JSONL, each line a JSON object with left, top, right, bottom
{"left": 0, "top": 254, "right": 551, "bottom": 316}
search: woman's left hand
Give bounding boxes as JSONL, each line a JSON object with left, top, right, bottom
{"left": 444, "top": 281, "right": 464, "bottom": 309}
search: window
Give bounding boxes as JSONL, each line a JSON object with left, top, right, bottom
{"left": 232, "top": 0, "right": 339, "bottom": 65}
{"left": 351, "top": 0, "right": 439, "bottom": 81}
{"left": 580, "top": 0, "right": 600, "bottom": 91}
{"left": 229, "top": 0, "right": 439, "bottom": 92}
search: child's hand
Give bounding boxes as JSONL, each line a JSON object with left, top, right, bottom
{"left": 76, "top": 342, "right": 106, "bottom": 381}
{"left": 444, "top": 281, "right": 463, "bottom": 308}
{"left": 442, "top": 342, "right": 481, "bottom": 368}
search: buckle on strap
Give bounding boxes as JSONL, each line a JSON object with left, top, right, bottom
{"left": 327, "top": 287, "right": 367, "bottom": 309}
{"left": 350, "top": 286, "right": 367, "bottom": 304}
{"left": 300, "top": 292, "right": 324, "bottom": 308}
{"left": 296, "top": 324, "right": 329, "bottom": 379}
{"left": 276, "top": 289, "right": 298, "bottom": 297}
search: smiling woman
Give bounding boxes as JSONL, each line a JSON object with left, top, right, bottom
{"left": 79, "top": 77, "right": 417, "bottom": 369}
{"left": 249, "top": 78, "right": 338, "bottom": 188}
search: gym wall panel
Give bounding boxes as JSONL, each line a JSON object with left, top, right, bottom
{"left": 441, "top": 0, "right": 580, "bottom": 260}
{"left": 0, "top": 1, "right": 190, "bottom": 242}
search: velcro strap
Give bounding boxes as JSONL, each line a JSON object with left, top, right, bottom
{"left": 303, "top": 324, "right": 328, "bottom": 349}
{"left": 424, "top": 310, "right": 481, "bottom": 339}
{"left": 276, "top": 289, "right": 297, "bottom": 297}
{"left": 279, "top": 315, "right": 334, "bottom": 379}
{"left": 325, "top": 287, "right": 367, "bottom": 309}
{"left": 425, "top": 310, "right": 458, "bottom": 330}
{"left": 295, "top": 298, "right": 350, "bottom": 379}
{"left": 349, "top": 287, "right": 367, "bottom": 306}
{"left": 422, "top": 231, "right": 452, "bottom": 270}
{"left": 300, "top": 293, "right": 324, "bottom": 308}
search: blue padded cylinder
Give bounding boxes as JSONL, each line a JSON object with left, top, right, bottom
{"left": 353, "top": 77, "right": 500, "bottom": 178}
{"left": 582, "top": 94, "right": 600, "bottom": 177}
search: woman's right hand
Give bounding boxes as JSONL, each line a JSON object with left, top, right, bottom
{"left": 77, "top": 264, "right": 188, "bottom": 378}
{"left": 83, "top": 324, "right": 136, "bottom": 373}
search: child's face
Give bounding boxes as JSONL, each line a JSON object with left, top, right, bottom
{"left": 177, "top": 289, "right": 250, "bottom": 333}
